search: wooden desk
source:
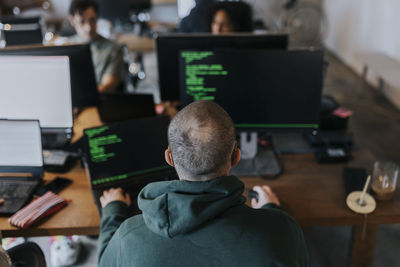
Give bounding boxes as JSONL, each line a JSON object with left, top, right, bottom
{"left": 0, "top": 108, "right": 103, "bottom": 239}
{"left": 115, "top": 34, "right": 155, "bottom": 53}
{"left": 1, "top": 108, "right": 399, "bottom": 267}
{"left": 0, "top": 164, "right": 100, "bottom": 238}
{"left": 243, "top": 152, "right": 378, "bottom": 267}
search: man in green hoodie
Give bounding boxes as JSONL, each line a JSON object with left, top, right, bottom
{"left": 98, "top": 100, "right": 309, "bottom": 267}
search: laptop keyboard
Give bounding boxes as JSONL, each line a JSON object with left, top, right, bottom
{"left": 0, "top": 180, "right": 38, "bottom": 198}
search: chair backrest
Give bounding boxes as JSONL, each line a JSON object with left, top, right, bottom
{"left": 7, "top": 242, "right": 47, "bottom": 267}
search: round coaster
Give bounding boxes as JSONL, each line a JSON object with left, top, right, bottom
{"left": 346, "top": 191, "right": 376, "bottom": 214}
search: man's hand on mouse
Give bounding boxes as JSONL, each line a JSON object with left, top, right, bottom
{"left": 100, "top": 188, "right": 131, "bottom": 208}
{"left": 251, "top": 185, "right": 280, "bottom": 209}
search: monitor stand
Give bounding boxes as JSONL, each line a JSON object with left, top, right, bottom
{"left": 230, "top": 132, "right": 283, "bottom": 178}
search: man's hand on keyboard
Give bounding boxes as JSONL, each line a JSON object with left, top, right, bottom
{"left": 100, "top": 188, "right": 131, "bottom": 208}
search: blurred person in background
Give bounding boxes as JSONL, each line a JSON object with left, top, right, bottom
{"left": 208, "top": 1, "right": 253, "bottom": 34}
{"left": 68, "top": 0, "right": 125, "bottom": 93}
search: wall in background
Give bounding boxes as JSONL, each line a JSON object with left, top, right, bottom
{"left": 50, "top": 0, "right": 71, "bottom": 18}
{"left": 323, "top": 0, "right": 400, "bottom": 108}
{"left": 323, "top": 0, "right": 400, "bottom": 77}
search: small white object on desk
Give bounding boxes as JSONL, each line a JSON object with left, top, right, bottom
{"left": 346, "top": 175, "right": 377, "bottom": 214}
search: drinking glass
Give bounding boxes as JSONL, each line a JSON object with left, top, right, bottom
{"left": 371, "top": 161, "right": 399, "bottom": 200}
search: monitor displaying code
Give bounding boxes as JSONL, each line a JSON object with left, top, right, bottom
{"left": 179, "top": 49, "right": 324, "bottom": 130}
{"left": 84, "top": 116, "right": 172, "bottom": 186}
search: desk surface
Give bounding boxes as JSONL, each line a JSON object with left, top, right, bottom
{"left": 244, "top": 152, "right": 400, "bottom": 226}
{"left": 0, "top": 164, "right": 100, "bottom": 238}
{"left": 1, "top": 108, "right": 399, "bottom": 239}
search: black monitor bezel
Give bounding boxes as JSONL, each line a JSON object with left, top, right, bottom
{"left": 0, "top": 16, "right": 43, "bottom": 46}
{"left": 95, "top": 0, "right": 151, "bottom": 21}
{"left": 156, "top": 33, "right": 289, "bottom": 102}
{"left": 82, "top": 115, "right": 174, "bottom": 188}
{"left": 178, "top": 48, "right": 324, "bottom": 132}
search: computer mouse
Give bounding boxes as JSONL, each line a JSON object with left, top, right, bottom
{"left": 248, "top": 189, "right": 259, "bottom": 201}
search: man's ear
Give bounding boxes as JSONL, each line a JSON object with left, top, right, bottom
{"left": 165, "top": 147, "right": 175, "bottom": 167}
{"left": 231, "top": 147, "right": 241, "bottom": 167}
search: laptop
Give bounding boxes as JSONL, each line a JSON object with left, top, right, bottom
{"left": 82, "top": 116, "right": 177, "bottom": 213}
{"left": 0, "top": 120, "right": 44, "bottom": 215}
{"left": 0, "top": 56, "right": 73, "bottom": 149}
{"left": 98, "top": 93, "right": 156, "bottom": 123}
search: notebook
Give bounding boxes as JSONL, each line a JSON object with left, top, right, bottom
{"left": 0, "top": 120, "right": 44, "bottom": 215}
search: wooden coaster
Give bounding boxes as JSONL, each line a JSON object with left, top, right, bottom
{"left": 346, "top": 191, "right": 376, "bottom": 214}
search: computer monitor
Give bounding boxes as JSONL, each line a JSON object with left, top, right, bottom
{"left": 156, "top": 33, "right": 289, "bottom": 101}
{"left": 0, "top": 16, "right": 43, "bottom": 46}
{"left": 0, "top": 56, "right": 73, "bottom": 129}
{"left": 179, "top": 49, "right": 324, "bottom": 130}
{"left": 83, "top": 116, "right": 174, "bottom": 189}
{"left": 0, "top": 44, "right": 99, "bottom": 108}
{"left": 95, "top": 0, "right": 151, "bottom": 22}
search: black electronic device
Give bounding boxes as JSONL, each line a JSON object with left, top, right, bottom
{"left": 98, "top": 93, "right": 155, "bottom": 123}
{"left": 0, "top": 44, "right": 99, "bottom": 108}
{"left": 305, "top": 130, "right": 353, "bottom": 147}
{"left": 82, "top": 116, "right": 176, "bottom": 190}
{"left": 343, "top": 167, "right": 368, "bottom": 196}
{"left": 0, "top": 16, "right": 43, "bottom": 46}
{"left": 34, "top": 177, "right": 72, "bottom": 196}
{"left": 95, "top": 0, "right": 151, "bottom": 22}
{"left": 156, "top": 33, "right": 289, "bottom": 101}
{"left": 315, "top": 147, "right": 350, "bottom": 163}
{"left": 179, "top": 49, "right": 324, "bottom": 131}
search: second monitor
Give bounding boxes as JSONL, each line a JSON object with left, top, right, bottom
{"left": 156, "top": 33, "right": 289, "bottom": 102}
{"left": 179, "top": 49, "right": 324, "bottom": 130}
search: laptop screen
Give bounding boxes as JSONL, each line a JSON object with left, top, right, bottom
{"left": 0, "top": 120, "right": 42, "bottom": 167}
{"left": 0, "top": 56, "right": 73, "bottom": 129}
{"left": 83, "top": 116, "right": 173, "bottom": 187}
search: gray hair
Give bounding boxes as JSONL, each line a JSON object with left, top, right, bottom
{"left": 168, "top": 101, "right": 236, "bottom": 181}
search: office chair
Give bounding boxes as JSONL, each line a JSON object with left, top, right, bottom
{"left": 7, "top": 242, "right": 47, "bottom": 267}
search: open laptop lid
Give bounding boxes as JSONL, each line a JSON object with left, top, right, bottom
{"left": 0, "top": 56, "right": 73, "bottom": 129}
{"left": 82, "top": 116, "right": 175, "bottom": 189}
{"left": 0, "top": 120, "right": 44, "bottom": 178}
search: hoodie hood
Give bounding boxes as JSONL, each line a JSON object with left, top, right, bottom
{"left": 138, "top": 176, "right": 245, "bottom": 238}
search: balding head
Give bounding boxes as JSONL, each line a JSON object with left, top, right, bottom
{"left": 167, "top": 101, "right": 237, "bottom": 181}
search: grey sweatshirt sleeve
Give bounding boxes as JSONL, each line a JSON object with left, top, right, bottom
{"left": 98, "top": 201, "right": 130, "bottom": 266}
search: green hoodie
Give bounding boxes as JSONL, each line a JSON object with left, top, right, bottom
{"left": 99, "top": 176, "right": 309, "bottom": 267}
